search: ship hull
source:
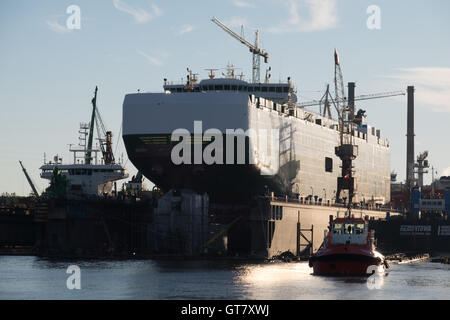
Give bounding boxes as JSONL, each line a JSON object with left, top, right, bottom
{"left": 123, "top": 133, "right": 277, "bottom": 202}
{"left": 309, "top": 253, "right": 383, "bottom": 276}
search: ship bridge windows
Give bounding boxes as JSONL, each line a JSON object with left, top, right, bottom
{"left": 69, "top": 169, "right": 94, "bottom": 175}
{"left": 344, "top": 224, "right": 354, "bottom": 234}
{"left": 283, "top": 87, "right": 290, "bottom": 93}
{"left": 334, "top": 223, "right": 364, "bottom": 235}
{"left": 355, "top": 224, "right": 365, "bottom": 234}
{"left": 276, "top": 87, "right": 282, "bottom": 93}
{"left": 333, "top": 223, "right": 343, "bottom": 234}
{"left": 269, "top": 87, "right": 275, "bottom": 92}
{"left": 262, "top": 87, "right": 268, "bottom": 92}
{"left": 67, "top": 168, "right": 118, "bottom": 175}
{"left": 201, "top": 84, "right": 249, "bottom": 92}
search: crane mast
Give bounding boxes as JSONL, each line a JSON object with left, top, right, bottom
{"left": 85, "top": 86, "right": 98, "bottom": 165}
{"left": 298, "top": 90, "right": 406, "bottom": 109}
{"left": 334, "top": 49, "right": 346, "bottom": 120}
{"left": 252, "top": 30, "right": 261, "bottom": 84}
{"left": 19, "top": 161, "right": 39, "bottom": 198}
{"left": 211, "top": 17, "right": 269, "bottom": 83}
{"left": 83, "top": 86, "right": 115, "bottom": 165}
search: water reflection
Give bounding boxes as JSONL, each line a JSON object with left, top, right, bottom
{"left": 237, "top": 262, "right": 312, "bottom": 285}
{"left": 0, "top": 256, "right": 449, "bottom": 300}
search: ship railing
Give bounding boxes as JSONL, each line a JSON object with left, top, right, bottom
{"left": 253, "top": 101, "right": 389, "bottom": 147}
{"left": 267, "top": 194, "right": 401, "bottom": 214}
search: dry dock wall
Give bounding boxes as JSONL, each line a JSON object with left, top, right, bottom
{"left": 246, "top": 199, "right": 396, "bottom": 259}
{"left": 153, "top": 190, "right": 209, "bottom": 255}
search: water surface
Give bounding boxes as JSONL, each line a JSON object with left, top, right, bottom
{"left": 0, "top": 256, "right": 449, "bottom": 299}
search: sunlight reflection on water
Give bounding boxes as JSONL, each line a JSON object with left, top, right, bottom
{"left": 0, "top": 256, "right": 449, "bottom": 300}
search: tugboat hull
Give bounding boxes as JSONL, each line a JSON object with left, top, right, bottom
{"left": 310, "top": 254, "right": 383, "bottom": 276}
{"left": 308, "top": 215, "right": 387, "bottom": 277}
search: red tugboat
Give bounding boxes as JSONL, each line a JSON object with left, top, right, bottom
{"left": 309, "top": 213, "right": 388, "bottom": 276}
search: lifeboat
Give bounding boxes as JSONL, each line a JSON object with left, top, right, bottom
{"left": 309, "top": 213, "right": 388, "bottom": 276}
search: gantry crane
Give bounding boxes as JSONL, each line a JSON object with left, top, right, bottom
{"left": 211, "top": 17, "right": 269, "bottom": 84}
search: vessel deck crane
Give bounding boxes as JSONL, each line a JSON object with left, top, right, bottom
{"left": 334, "top": 49, "right": 346, "bottom": 120}
{"left": 19, "top": 160, "right": 39, "bottom": 198}
{"left": 85, "top": 86, "right": 115, "bottom": 165}
{"left": 301, "top": 49, "right": 406, "bottom": 119}
{"left": 211, "top": 17, "right": 268, "bottom": 84}
{"left": 299, "top": 90, "right": 406, "bottom": 110}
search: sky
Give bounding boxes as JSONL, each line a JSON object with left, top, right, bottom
{"left": 1, "top": 0, "right": 449, "bottom": 196}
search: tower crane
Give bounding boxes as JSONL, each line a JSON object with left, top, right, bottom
{"left": 211, "top": 17, "right": 269, "bottom": 84}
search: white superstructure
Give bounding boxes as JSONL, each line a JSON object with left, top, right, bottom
{"left": 41, "top": 88, "right": 129, "bottom": 197}
{"left": 122, "top": 69, "right": 390, "bottom": 205}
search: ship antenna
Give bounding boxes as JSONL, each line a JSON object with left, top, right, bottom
{"left": 205, "top": 68, "right": 218, "bottom": 79}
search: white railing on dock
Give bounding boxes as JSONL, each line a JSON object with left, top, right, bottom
{"left": 267, "top": 194, "right": 401, "bottom": 214}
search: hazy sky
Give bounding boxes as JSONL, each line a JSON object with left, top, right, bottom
{"left": 1, "top": 0, "right": 449, "bottom": 196}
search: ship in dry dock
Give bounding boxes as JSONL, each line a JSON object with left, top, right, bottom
{"left": 118, "top": 18, "right": 406, "bottom": 259}
{"left": 122, "top": 67, "right": 391, "bottom": 206}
